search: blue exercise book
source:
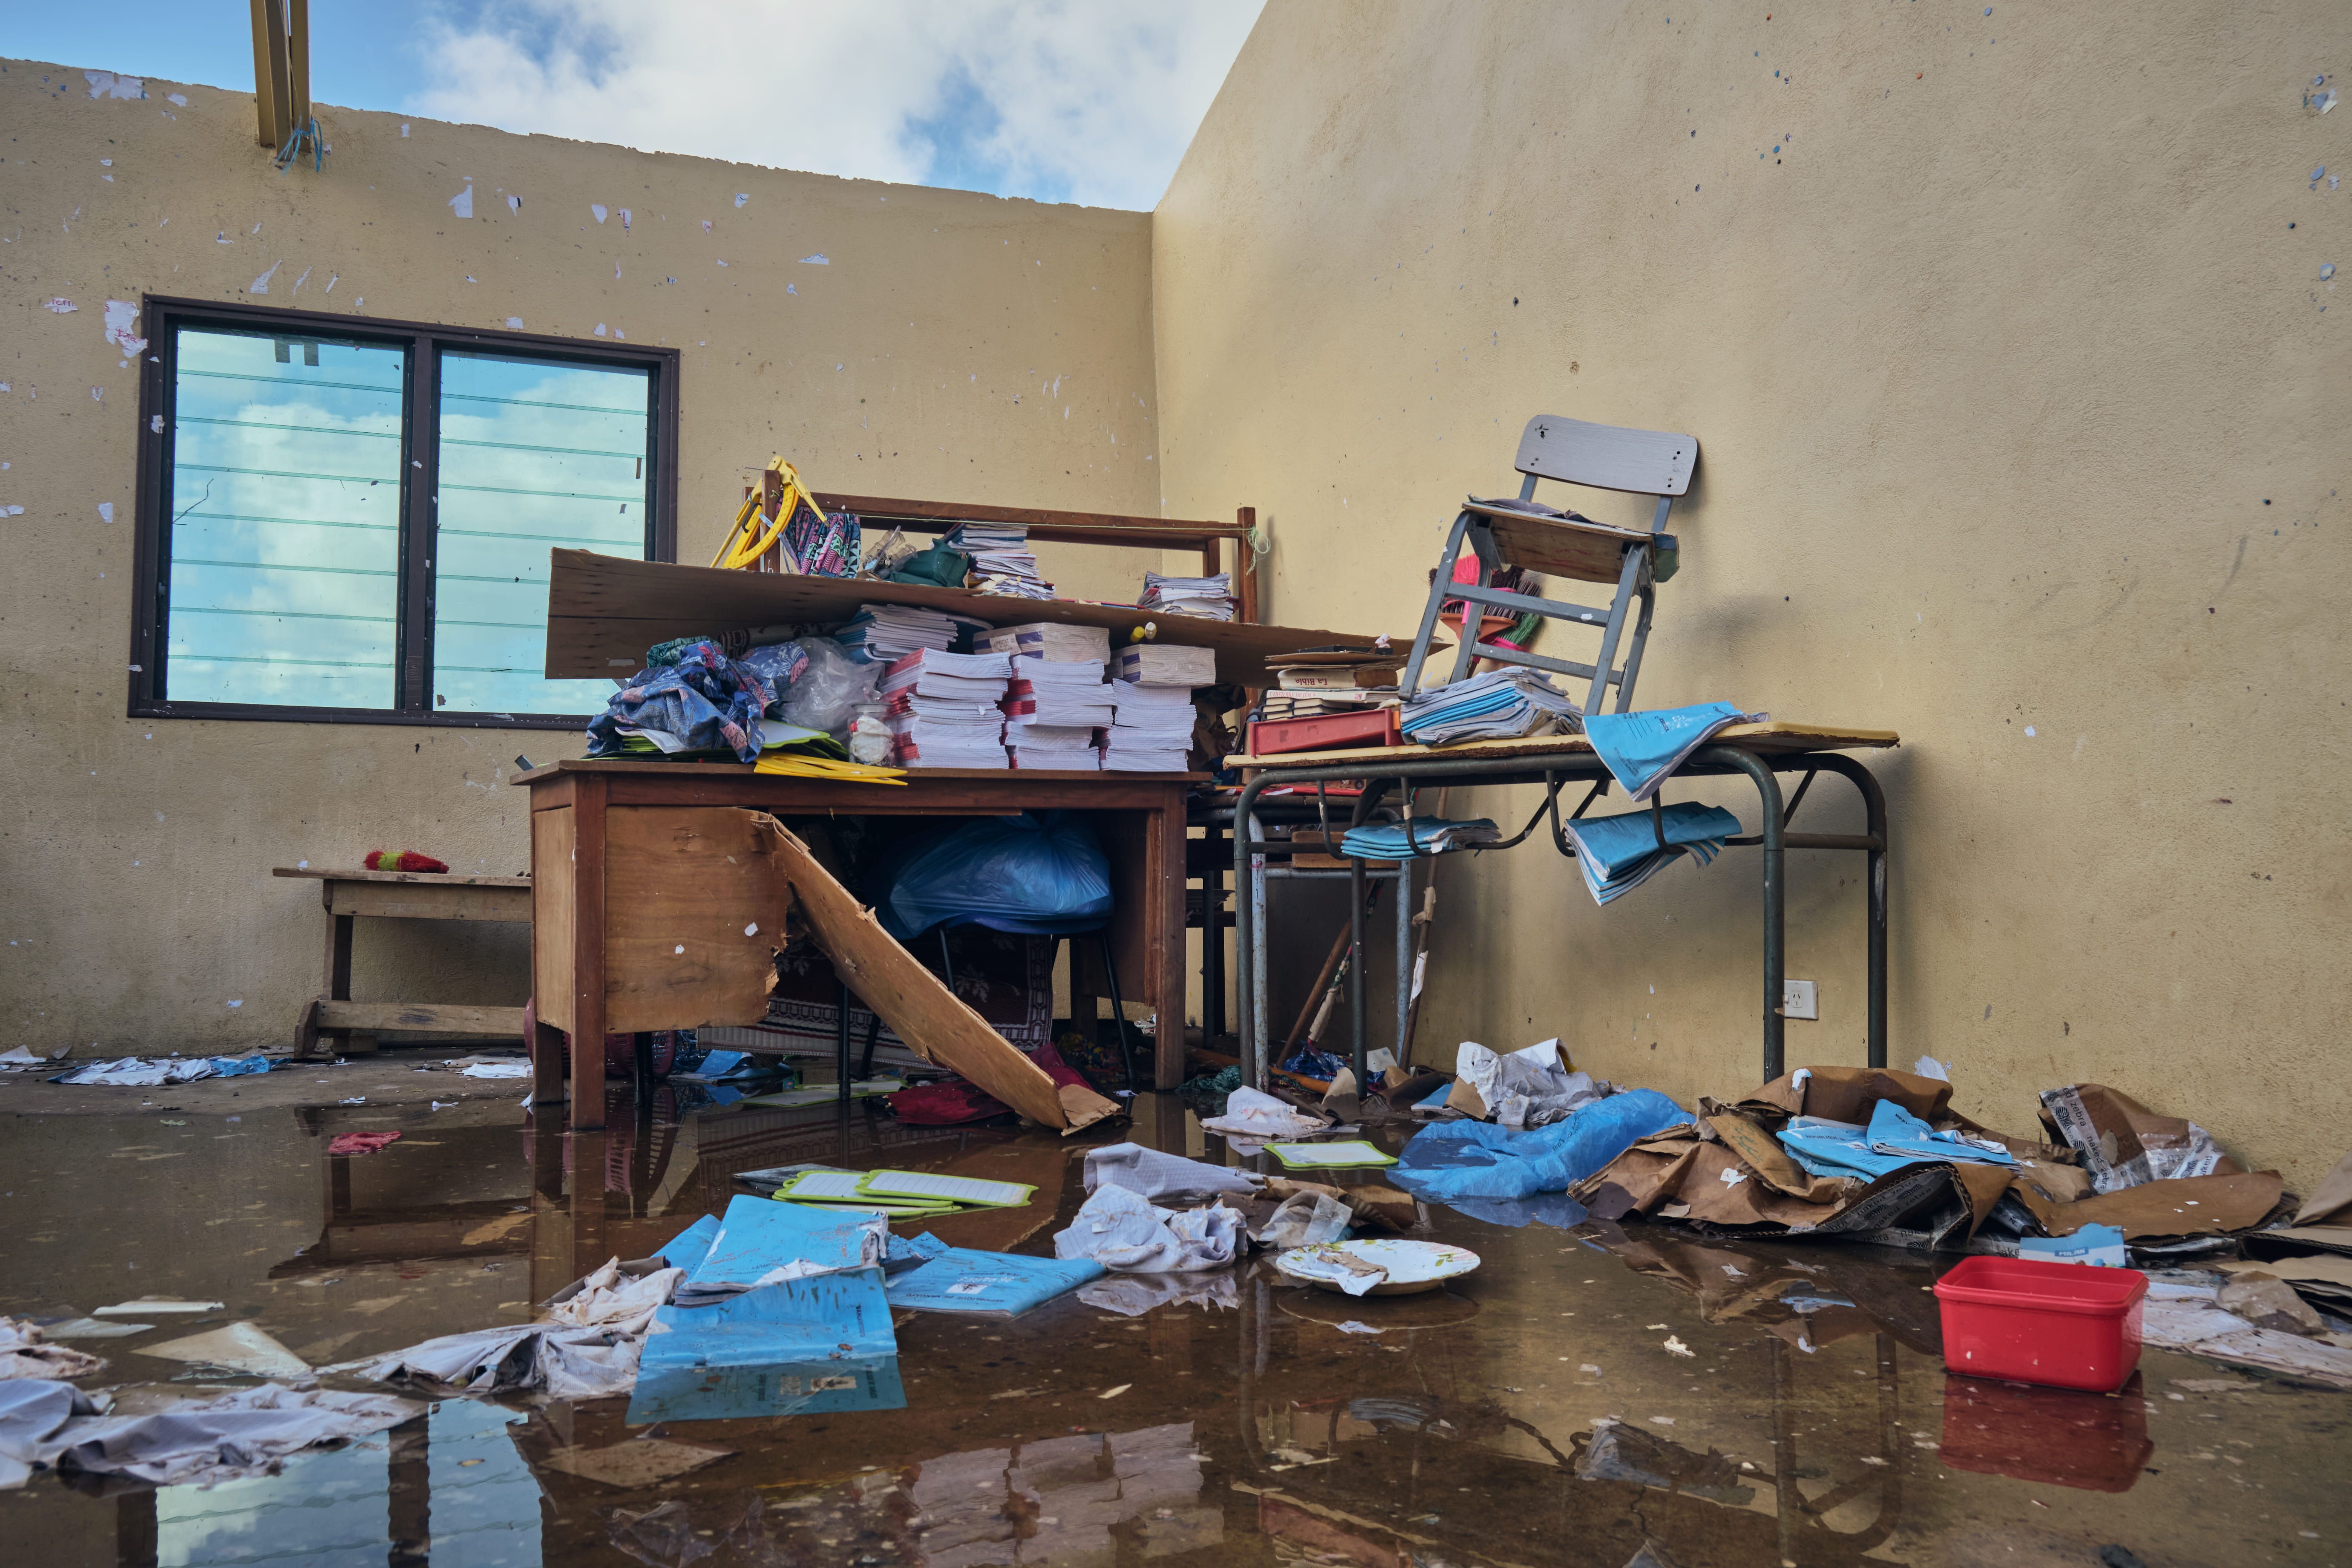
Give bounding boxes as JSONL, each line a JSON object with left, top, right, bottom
{"left": 658, "top": 1213, "right": 723, "bottom": 1272}
{"left": 1581, "top": 702, "right": 1763, "bottom": 801}
{"left": 677, "top": 1194, "right": 887, "bottom": 1305}
{"left": 884, "top": 1246, "right": 1106, "bottom": 1317}
{"left": 628, "top": 1268, "right": 905, "bottom": 1423}
{"left": 1776, "top": 1116, "right": 1923, "bottom": 1181}
{"left": 1865, "top": 1098, "right": 2015, "bottom": 1167}
{"left": 1562, "top": 802, "right": 1741, "bottom": 906}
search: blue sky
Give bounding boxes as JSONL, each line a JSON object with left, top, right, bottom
{"left": 1, "top": 1, "right": 1263, "bottom": 210}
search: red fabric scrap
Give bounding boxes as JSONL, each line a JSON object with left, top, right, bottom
{"left": 327, "top": 1131, "right": 402, "bottom": 1156}
{"left": 365, "top": 850, "right": 450, "bottom": 873}
{"left": 886, "top": 1041, "right": 1101, "bottom": 1127}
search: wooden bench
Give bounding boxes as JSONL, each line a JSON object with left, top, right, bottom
{"left": 273, "top": 867, "right": 531, "bottom": 1058}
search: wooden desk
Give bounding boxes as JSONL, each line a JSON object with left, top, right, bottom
{"left": 271, "top": 867, "right": 531, "bottom": 1057}
{"left": 1223, "top": 724, "right": 1900, "bottom": 1088}
{"left": 515, "top": 760, "right": 1203, "bottom": 1130}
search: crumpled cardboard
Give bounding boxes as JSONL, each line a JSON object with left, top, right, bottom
{"left": 2038, "top": 1083, "right": 2238, "bottom": 1193}
{"left": 1446, "top": 1038, "right": 1606, "bottom": 1127}
{"left": 2293, "top": 1145, "right": 2352, "bottom": 1228}
{"left": 2006, "top": 1167, "right": 2284, "bottom": 1240}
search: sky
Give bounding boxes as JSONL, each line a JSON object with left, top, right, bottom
{"left": 1, "top": 0, "right": 1264, "bottom": 210}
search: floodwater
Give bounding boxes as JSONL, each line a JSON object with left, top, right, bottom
{"left": 2, "top": 1076, "right": 2347, "bottom": 1568}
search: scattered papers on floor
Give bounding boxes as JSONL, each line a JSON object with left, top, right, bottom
{"left": 1447, "top": 1038, "right": 1609, "bottom": 1126}
{"left": 883, "top": 1248, "right": 1106, "bottom": 1316}
{"left": 1200, "top": 1086, "right": 1334, "bottom": 1141}
{"left": 49, "top": 1054, "right": 271, "bottom": 1087}
{"left": 0, "top": 1320, "right": 103, "bottom": 1383}
{"left": 1581, "top": 702, "right": 1766, "bottom": 800}
{"left": 1266, "top": 1140, "right": 1397, "bottom": 1170}
{"left": 139, "top": 1321, "right": 308, "bottom": 1378}
{"left": 460, "top": 1060, "right": 533, "bottom": 1079}
{"left": 0, "top": 1381, "right": 422, "bottom": 1490}
{"left": 1083, "top": 1143, "right": 1263, "bottom": 1201}
{"left": 1054, "top": 1185, "right": 1245, "bottom": 1273}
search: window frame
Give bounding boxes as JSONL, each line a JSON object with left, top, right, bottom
{"left": 127, "top": 295, "right": 680, "bottom": 728}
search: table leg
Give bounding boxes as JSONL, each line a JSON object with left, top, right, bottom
{"left": 1348, "top": 854, "right": 1367, "bottom": 1080}
{"left": 1394, "top": 859, "right": 1412, "bottom": 1068}
{"left": 1807, "top": 753, "right": 1892, "bottom": 1070}
{"left": 1702, "top": 747, "right": 1787, "bottom": 1082}
{"left": 1153, "top": 794, "right": 1188, "bottom": 1090}
{"left": 1200, "top": 818, "right": 1224, "bottom": 1041}
{"left": 569, "top": 775, "right": 609, "bottom": 1132}
{"left": 317, "top": 901, "right": 354, "bottom": 1058}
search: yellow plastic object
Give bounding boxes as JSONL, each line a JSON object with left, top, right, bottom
{"left": 710, "top": 455, "right": 825, "bottom": 571}
{"left": 752, "top": 753, "right": 908, "bottom": 786}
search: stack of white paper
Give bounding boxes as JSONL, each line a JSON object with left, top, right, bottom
{"left": 1138, "top": 571, "right": 1236, "bottom": 621}
{"left": 836, "top": 603, "right": 974, "bottom": 665}
{"left": 981, "top": 622, "right": 1110, "bottom": 663}
{"left": 1005, "top": 723, "right": 1102, "bottom": 770}
{"left": 1104, "top": 683, "right": 1195, "bottom": 772}
{"left": 881, "top": 648, "right": 1012, "bottom": 768}
{"left": 946, "top": 522, "right": 1053, "bottom": 599}
{"left": 1002, "top": 658, "right": 1112, "bottom": 769}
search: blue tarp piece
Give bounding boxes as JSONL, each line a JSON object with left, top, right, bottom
{"left": 882, "top": 812, "right": 1113, "bottom": 939}
{"left": 1776, "top": 1116, "right": 1923, "bottom": 1181}
{"left": 884, "top": 1248, "right": 1105, "bottom": 1315}
{"left": 1389, "top": 1089, "right": 1691, "bottom": 1204}
{"left": 211, "top": 1054, "right": 272, "bottom": 1076}
{"left": 1581, "top": 702, "right": 1761, "bottom": 801}
{"left": 627, "top": 1270, "right": 904, "bottom": 1423}
{"left": 1865, "top": 1098, "right": 2016, "bottom": 1167}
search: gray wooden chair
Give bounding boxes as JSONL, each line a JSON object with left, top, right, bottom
{"left": 1400, "top": 414, "right": 1698, "bottom": 714}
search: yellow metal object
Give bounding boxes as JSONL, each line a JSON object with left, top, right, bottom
{"left": 710, "top": 455, "right": 827, "bottom": 571}
{"left": 752, "top": 753, "right": 908, "bottom": 786}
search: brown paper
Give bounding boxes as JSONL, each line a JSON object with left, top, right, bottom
{"left": 1705, "top": 1113, "right": 1846, "bottom": 1201}
{"left": 2037, "top": 1083, "right": 2242, "bottom": 1191}
{"left": 1740, "top": 1066, "right": 1952, "bottom": 1125}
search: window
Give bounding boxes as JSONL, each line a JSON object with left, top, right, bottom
{"left": 129, "top": 297, "right": 677, "bottom": 725}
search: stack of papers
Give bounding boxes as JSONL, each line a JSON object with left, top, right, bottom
{"left": 836, "top": 603, "right": 970, "bottom": 665}
{"left": 1113, "top": 645, "right": 1216, "bottom": 687}
{"left": 1337, "top": 817, "right": 1503, "bottom": 858}
{"left": 1003, "top": 658, "right": 1113, "bottom": 769}
{"left": 1104, "top": 686, "right": 1195, "bottom": 772}
{"left": 944, "top": 522, "right": 1052, "bottom": 599}
{"left": 1399, "top": 668, "right": 1582, "bottom": 745}
{"left": 981, "top": 622, "right": 1109, "bottom": 663}
{"left": 1139, "top": 571, "right": 1236, "bottom": 620}
{"left": 1561, "top": 802, "right": 1741, "bottom": 905}
{"left": 882, "top": 648, "right": 1012, "bottom": 769}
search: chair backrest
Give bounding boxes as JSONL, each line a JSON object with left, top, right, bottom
{"left": 1514, "top": 415, "right": 1697, "bottom": 498}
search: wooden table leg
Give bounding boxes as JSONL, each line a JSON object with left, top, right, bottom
{"left": 569, "top": 775, "right": 610, "bottom": 1131}
{"left": 1152, "top": 789, "right": 1187, "bottom": 1090}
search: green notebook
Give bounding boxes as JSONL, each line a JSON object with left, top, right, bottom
{"left": 856, "top": 1169, "right": 1034, "bottom": 1209}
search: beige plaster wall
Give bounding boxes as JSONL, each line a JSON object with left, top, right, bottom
{"left": 0, "top": 60, "right": 1163, "bottom": 1055}
{"left": 1153, "top": 3, "right": 2352, "bottom": 1184}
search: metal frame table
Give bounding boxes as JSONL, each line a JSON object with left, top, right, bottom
{"left": 1228, "top": 724, "right": 1898, "bottom": 1088}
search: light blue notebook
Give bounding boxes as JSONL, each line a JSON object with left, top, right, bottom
{"left": 1582, "top": 703, "right": 1763, "bottom": 800}
{"left": 883, "top": 1247, "right": 1105, "bottom": 1317}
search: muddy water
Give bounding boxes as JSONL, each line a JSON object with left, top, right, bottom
{"left": 2, "top": 1084, "right": 2346, "bottom": 1568}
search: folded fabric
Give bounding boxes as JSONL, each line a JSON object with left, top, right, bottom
{"left": 1865, "top": 1098, "right": 2017, "bottom": 1166}
{"left": 0, "top": 1319, "right": 103, "bottom": 1383}
{"left": 1580, "top": 702, "right": 1765, "bottom": 801}
{"left": 364, "top": 850, "right": 447, "bottom": 873}
{"left": 1052, "top": 1185, "right": 1244, "bottom": 1273}
{"left": 1389, "top": 1090, "right": 1690, "bottom": 1204}
{"left": 1337, "top": 818, "right": 1503, "bottom": 858}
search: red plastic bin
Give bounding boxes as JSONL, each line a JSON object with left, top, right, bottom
{"left": 1934, "top": 1255, "right": 2147, "bottom": 1393}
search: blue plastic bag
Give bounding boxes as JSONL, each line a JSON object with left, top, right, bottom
{"left": 883, "top": 812, "right": 1113, "bottom": 938}
{"left": 1390, "top": 1088, "right": 1690, "bottom": 1204}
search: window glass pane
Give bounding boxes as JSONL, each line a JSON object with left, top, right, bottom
{"left": 433, "top": 351, "right": 652, "bottom": 714}
{"left": 162, "top": 327, "right": 406, "bottom": 708}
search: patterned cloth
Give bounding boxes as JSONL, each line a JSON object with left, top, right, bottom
{"left": 586, "top": 639, "right": 772, "bottom": 763}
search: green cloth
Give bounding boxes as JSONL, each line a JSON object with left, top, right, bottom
{"left": 885, "top": 543, "right": 971, "bottom": 588}
{"left": 1176, "top": 1066, "right": 1244, "bottom": 1118}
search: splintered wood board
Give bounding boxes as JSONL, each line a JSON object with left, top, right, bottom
{"left": 601, "top": 807, "right": 792, "bottom": 1033}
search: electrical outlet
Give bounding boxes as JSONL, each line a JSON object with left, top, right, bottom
{"left": 1782, "top": 979, "right": 1819, "bottom": 1021}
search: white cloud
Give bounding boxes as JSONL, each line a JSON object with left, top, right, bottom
{"left": 406, "top": 0, "right": 1262, "bottom": 210}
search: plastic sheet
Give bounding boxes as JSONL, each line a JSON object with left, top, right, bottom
{"left": 1389, "top": 1089, "right": 1689, "bottom": 1204}
{"left": 778, "top": 638, "right": 879, "bottom": 737}
{"left": 884, "top": 812, "right": 1112, "bottom": 938}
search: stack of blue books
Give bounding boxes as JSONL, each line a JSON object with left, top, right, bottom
{"left": 1400, "top": 668, "right": 1581, "bottom": 745}
{"left": 1561, "top": 802, "right": 1742, "bottom": 905}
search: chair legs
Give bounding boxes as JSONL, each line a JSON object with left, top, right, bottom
{"left": 1400, "top": 510, "right": 1477, "bottom": 700}
{"left": 1095, "top": 929, "right": 1136, "bottom": 1094}
{"left": 1585, "top": 543, "right": 1650, "bottom": 713}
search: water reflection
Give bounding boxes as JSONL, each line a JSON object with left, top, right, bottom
{"left": 1, "top": 1077, "right": 2344, "bottom": 1568}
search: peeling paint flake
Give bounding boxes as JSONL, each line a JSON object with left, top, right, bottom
{"left": 801, "top": 253, "right": 830, "bottom": 265}
{"left": 250, "top": 261, "right": 282, "bottom": 294}
{"left": 591, "top": 203, "right": 608, "bottom": 224}
{"left": 42, "top": 297, "right": 77, "bottom": 315}
{"left": 733, "top": 193, "right": 749, "bottom": 208}
{"left": 85, "top": 71, "right": 146, "bottom": 101}
{"left": 450, "top": 183, "right": 474, "bottom": 220}
{"left": 104, "top": 300, "right": 147, "bottom": 357}
{"left": 505, "top": 317, "right": 524, "bottom": 330}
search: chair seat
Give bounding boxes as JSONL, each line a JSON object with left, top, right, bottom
{"left": 1462, "top": 497, "right": 1677, "bottom": 583}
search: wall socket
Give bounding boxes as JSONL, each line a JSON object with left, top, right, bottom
{"left": 1782, "top": 979, "right": 1819, "bottom": 1021}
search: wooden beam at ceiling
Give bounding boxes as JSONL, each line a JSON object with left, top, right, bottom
{"left": 249, "top": 0, "right": 308, "bottom": 151}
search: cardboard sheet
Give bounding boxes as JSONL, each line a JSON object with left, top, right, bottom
{"left": 758, "top": 815, "right": 1118, "bottom": 1133}
{"left": 2006, "top": 1169, "right": 2284, "bottom": 1240}
{"left": 2294, "top": 1147, "right": 2352, "bottom": 1227}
